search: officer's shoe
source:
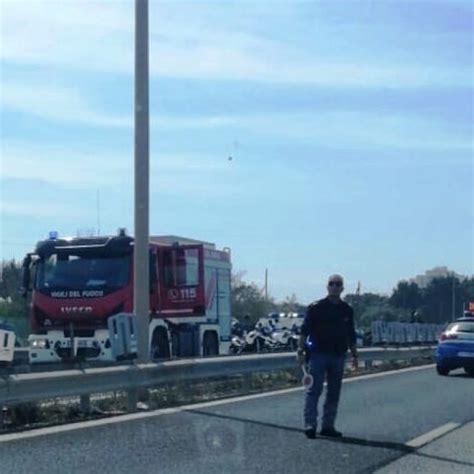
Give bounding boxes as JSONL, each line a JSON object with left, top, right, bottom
{"left": 304, "top": 427, "right": 317, "bottom": 439}
{"left": 320, "top": 428, "right": 342, "bottom": 438}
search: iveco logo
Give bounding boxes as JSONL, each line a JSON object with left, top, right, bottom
{"left": 61, "top": 306, "right": 93, "bottom": 314}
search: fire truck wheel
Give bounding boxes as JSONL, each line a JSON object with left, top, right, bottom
{"left": 288, "top": 338, "right": 297, "bottom": 351}
{"left": 203, "top": 332, "right": 218, "bottom": 357}
{"left": 151, "top": 328, "right": 170, "bottom": 360}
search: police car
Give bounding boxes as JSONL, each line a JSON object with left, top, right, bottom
{"left": 436, "top": 316, "right": 474, "bottom": 376}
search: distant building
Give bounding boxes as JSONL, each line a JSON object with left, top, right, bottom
{"left": 410, "top": 266, "right": 467, "bottom": 288}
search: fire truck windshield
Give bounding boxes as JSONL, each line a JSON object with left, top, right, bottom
{"left": 36, "top": 254, "right": 130, "bottom": 291}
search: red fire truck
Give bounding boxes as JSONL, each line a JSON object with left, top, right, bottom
{"left": 22, "top": 231, "right": 232, "bottom": 363}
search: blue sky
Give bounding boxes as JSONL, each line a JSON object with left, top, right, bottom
{"left": 1, "top": 0, "right": 472, "bottom": 303}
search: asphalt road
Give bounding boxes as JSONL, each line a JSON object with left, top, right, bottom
{"left": 1, "top": 365, "right": 473, "bottom": 474}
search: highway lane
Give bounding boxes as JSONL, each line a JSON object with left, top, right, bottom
{"left": 0, "top": 365, "right": 472, "bottom": 474}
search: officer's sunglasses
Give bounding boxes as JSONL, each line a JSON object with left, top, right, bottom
{"left": 328, "top": 281, "right": 343, "bottom": 287}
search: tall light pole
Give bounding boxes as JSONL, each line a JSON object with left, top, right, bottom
{"left": 134, "top": 0, "right": 150, "bottom": 363}
{"left": 451, "top": 272, "right": 456, "bottom": 322}
{"left": 264, "top": 268, "right": 268, "bottom": 302}
{"left": 96, "top": 190, "right": 101, "bottom": 236}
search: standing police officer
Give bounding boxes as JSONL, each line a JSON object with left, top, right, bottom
{"left": 297, "top": 274, "right": 358, "bottom": 439}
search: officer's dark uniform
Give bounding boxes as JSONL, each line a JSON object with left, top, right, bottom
{"left": 302, "top": 297, "right": 356, "bottom": 432}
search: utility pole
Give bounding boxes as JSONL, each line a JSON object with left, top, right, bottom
{"left": 264, "top": 268, "right": 269, "bottom": 317}
{"left": 96, "top": 190, "right": 101, "bottom": 236}
{"left": 264, "top": 268, "right": 268, "bottom": 302}
{"left": 134, "top": 0, "right": 150, "bottom": 363}
{"left": 451, "top": 273, "right": 456, "bottom": 322}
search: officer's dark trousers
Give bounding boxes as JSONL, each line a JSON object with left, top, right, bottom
{"left": 304, "top": 352, "right": 346, "bottom": 430}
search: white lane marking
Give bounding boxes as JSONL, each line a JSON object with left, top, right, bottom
{"left": 406, "top": 422, "right": 460, "bottom": 448}
{"left": 0, "top": 363, "right": 435, "bottom": 444}
{"left": 343, "top": 364, "right": 436, "bottom": 384}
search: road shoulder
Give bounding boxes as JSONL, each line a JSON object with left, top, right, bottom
{"left": 374, "top": 421, "right": 474, "bottom": 473}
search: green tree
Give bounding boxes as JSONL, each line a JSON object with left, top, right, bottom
{"left": 275, "top": 293, "right": 306, "bottom": 315}
{"left": 0, "top": 259, "right": 29, "bottom": 339}
{"left": 0, "top": 260, "right": 23, "bottom": 301}
{"left": 231, "top": 273, "right": 272, "bottom": 326}
{"left": 459, "top": 277, "right": 474, "bottom": 313}
{"left": 358, "top": 304, "right": 409, "bottom": 328}
{"left": 421, "top": 276, "right": 466, "bottom": 324}
{"left": 390, "top": 281, "right": 423, "bottom": 312}
{"left": 345, "top": 292, "right": 389, "bottom": 328}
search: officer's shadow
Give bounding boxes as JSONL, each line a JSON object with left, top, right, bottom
{"left": 187, "top": 408, "right": 474, "bottom": 469}
{"left": 188, "top": 408, "right": 411, "bottom": 452}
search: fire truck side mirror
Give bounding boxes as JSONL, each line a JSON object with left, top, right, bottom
{"left": 20, "top": 255, "right": 32, "bottom": 298}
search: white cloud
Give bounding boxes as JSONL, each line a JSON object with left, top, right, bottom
{"left": 2, "top": 80, "right": 471, "bottom": 154}
{"left": 1, "top": 82, "right": 131, "bottom": 128}
{"left": 0, "top": 81, "right": 240, "bottom": 130}
{"left": 0, "top": 140, "right": 235, "bottom": 195}
{"left": 1, "top": 141, "right": 131, "bottom": 187}
{"left": 1, "top": 1, "right": 470, "bottom": 88}
{"left": 0, "top": 1, "right": 133, "bottom": 74}
{"left": 260, "top": 111, "right": 473, "bottom": 153}
{"left": 0, "top": 199, "right": 86, "bottom": 219}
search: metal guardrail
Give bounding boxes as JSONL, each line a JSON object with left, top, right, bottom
{"left": 0, "top": 347, "right": 434, "bottom": 409}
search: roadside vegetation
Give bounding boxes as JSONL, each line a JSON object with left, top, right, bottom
{"left": 1, "top": 259, "right": 473, "bottom": 342}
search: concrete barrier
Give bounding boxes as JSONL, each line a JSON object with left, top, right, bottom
{"left": 370, "top": 321, "right": 445, "bottom": 345}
